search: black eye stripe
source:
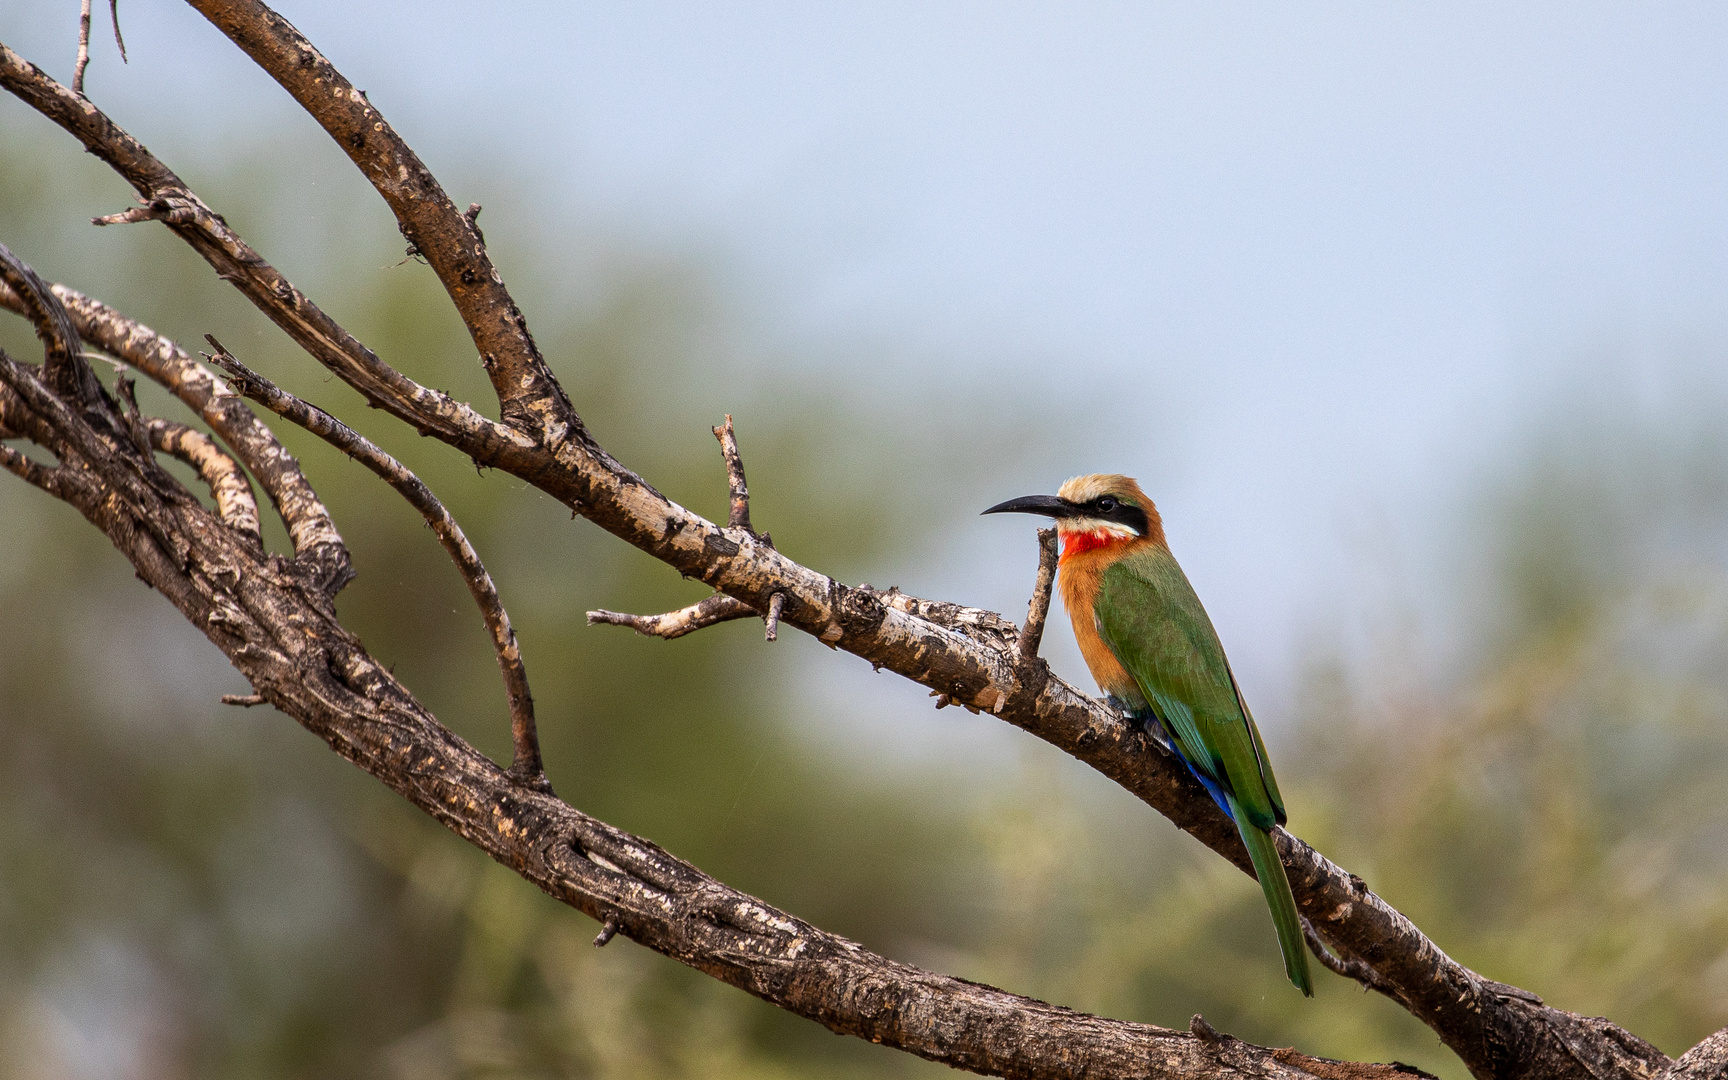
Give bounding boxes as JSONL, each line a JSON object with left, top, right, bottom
{"left": 1086, "top": 496, "right": 1148, "bottom": 535}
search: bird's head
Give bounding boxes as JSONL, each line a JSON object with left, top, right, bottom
{"left": 982, "top": 474, "right": 1163, "bottom": 559}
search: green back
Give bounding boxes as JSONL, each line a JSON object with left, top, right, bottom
{"left": 1095, "top": 545, "right": 1287, "bottom": 829}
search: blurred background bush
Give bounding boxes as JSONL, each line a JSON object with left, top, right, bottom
{"left": 6, "top": 5, "right": 1728, "bottom": 1078}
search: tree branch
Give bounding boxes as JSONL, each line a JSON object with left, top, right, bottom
{"left": 0, "top": 277, "right": 352, "bottom": 591}
{"left": 145, "top": 415, "right": 261, "bottom": 539}
{"left": 184, "top": 0, "right": 576, "bottom": 434}
{"left": 713, "top": 414, "right": 755, "bottom": 534}
{"left": 204, "top": 337, "right": 547, "bottom": 788}
{"left": 0, "top": 42, "right": 512, "bottom": 456}
{"left": 0, "top": 263, "right": 1429, "bottom": 1080}
{"left": 75, "top": 0, "right": 92, "bottom": 93}
{"left": 587, "top": 593, "right": 759, "bottom": 640}
{"left": 0, "top": 17, "right": 1681, "bottom": 1077}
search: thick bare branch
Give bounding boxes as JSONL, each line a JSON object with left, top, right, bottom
{"left": 1664, "top": 1029, "right": 1728, "bottom": 1080}
{"left": 0, "top": 280, "right": 1435, "bottom": 1080}
{"left": 205, "top": 338, "right": 546, "bottom": 788}
{"left": 0, "top": 43, "right": 515, "bottom": 458}
{"left": 0, "top": 18, "right": 1679, "bottom": 1077}
{"left": 587, "top": 593, "right": 758, "bottom": 640}
{"left": 184, "top": 0, "right": 576, "bottom": 434}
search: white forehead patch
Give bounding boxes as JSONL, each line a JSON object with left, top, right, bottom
{"left": 1057, "top": 475, "right": 1112, "bottom": 503}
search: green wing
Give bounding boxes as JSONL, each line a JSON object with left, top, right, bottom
{"left": 1096, "top": 544, "right": 1312, "bottom": 995}
{"left": 1094, "top": 546, "right": 1284, "bottom": 830}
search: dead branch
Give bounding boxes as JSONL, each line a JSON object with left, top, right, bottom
{"left": 0, "top": 11, "right": 1687, "bottom": 1077}
{"left": 763, "top": 590, "right": 785, "bottom": 641}
{"left": 0, "top": 43, "right": 509, "bottom": 453}
{"left": 109, "top": 0, "right": 127, "bottom": 64}
{"left": 144, "top": 417, "right": 261, "bottom": 539}
{"left": 205, "top": 338, "right": 546, "bottom": 788}
{"left": 0, "top": 250, "right": 1428, "bottom": 1080}
{"left": 713, "top": 414, "right": 754, "bottom": 533}
{"left": 184, "top": 0, "right": 573, "bottom": 432}
{"left": 75, "top": 0, "right": 91, "bottom": 92}
{"left": 1013, "top": 528, "right": 1059, "bottom": 664}
{"left": 0, "top": 278, "right": 351, "bottom": 590}
{"left": 0, "top": 440, "right": 65, "bottom": 495}
{"left": 0, "top": 243, "right": 101, "bottom": 411}
{"left": 587, "top": 593, "right": 758, "bottom": 640}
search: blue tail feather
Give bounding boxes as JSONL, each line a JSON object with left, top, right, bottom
{"left": 1110, "top": 695, "right": 1236, "bottom": 822}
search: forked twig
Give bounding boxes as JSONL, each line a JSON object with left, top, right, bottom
{"left": 205, "top": 337, "right": 548, "bottom": 789}
{"left": 72, "top": 0, "right": 125, "bottom": 95}
{"left": 589, "top": 416, "right": 785, "bottom": 642}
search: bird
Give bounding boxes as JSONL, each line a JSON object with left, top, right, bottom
{"left": 983, "top": 473, "right": 1313, "bottom": 996}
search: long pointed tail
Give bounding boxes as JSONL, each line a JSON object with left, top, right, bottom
{"left": 1227, "top": 794, "right": 1313, "bottom": 996}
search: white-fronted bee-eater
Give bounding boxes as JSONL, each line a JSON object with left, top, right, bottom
{"left": 984, "top": 473, "right": 1313, "bottom": 996}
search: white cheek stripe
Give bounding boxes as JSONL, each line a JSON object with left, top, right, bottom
{"left": 1057, "top": 518, "right": 1139, "bottom": 538}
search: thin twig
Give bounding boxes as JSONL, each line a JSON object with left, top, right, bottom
{"left": 74, "top": 0, "right": 92, "bottom": 93}
{"left": 0, "top": 243, "right": 99, "bottom": 410}
{"left": 113, "top": 374, "right": 153, "bottom": 456}
{"left": 1014, "top": 527, "right": 1058, "bottom": 662}
{"left": 763, "top": 591, "right": 785, "bottom": 642}
{"left": 985, "top": 527, "right": 1060, "bottom": 716}
{"left": 587, "top": 593, "right": 757, "bottom": 640}
{"left": 592, "top": 917, "right": 619, "bottom": 947}
{"left": 92, "top": 205, "right": 158, "bottom": 226}
{"left": 205, "top": 337, "right": 547, "bottom": 790}
{"left": 109, "top": 0, "right": 128, "bottom": 64}
{"left": 712, "top": 414, "right": 753, "bottom": 534}
{"left": 220, "top": 693, "right": 266, "bottom": 707}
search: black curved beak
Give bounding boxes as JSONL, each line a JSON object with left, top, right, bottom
{"left": 981, "top": 494, "right": 1078, "bottom": 519}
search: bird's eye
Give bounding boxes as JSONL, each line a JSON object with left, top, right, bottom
{"left": 1097, "top": 496, "right": 1118, "bottom": 513}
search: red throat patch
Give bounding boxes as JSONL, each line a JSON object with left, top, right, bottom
{"left": 1060, "top": 529, "right": 1129, "bottom": 561}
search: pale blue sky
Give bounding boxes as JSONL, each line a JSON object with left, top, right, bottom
{"left": 9, "top": 1, "right": 1728, "bottom": 737}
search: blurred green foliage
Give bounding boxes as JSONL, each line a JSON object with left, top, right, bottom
{"left": 4, "top": 97, "right": 1728, "bottom": 1080}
